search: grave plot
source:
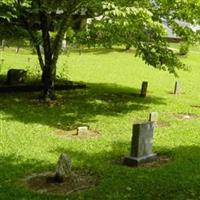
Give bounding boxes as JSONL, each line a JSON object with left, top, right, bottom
{"left": 171, "top": 113, "right": 199, "bottom": 120}
{"left": 54, "top": 126, "right": 100, "bottom": 140}
{"left": 21, "top": 154, "right": 99, "bottom": 196}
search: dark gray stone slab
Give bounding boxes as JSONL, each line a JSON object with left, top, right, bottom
{"left": 124, "top": 122, "right": 157, "bottom": 167}
{"left": 140, "top": 81, "right": 148, "bottom": 97}
{"left": 174, "top": 81, "right": 181, "bottom": 95}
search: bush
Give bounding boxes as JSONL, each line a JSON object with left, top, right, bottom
{"left": 179, "top": 42, "right": 189, "bottom": 56}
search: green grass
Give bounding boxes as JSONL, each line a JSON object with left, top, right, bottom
{"left": 1, "top": 46, "right": 200, "bottom": 200}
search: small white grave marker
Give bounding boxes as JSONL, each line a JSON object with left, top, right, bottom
{"left": 149, "top": 112, "right": 158, "bottom": 122}
{"left": 77, "top": 126, "right": 89, "bottom": 135}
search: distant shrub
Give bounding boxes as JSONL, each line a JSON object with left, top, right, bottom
{"left": 179, "top": 42, "right": 189, "bottom": 56}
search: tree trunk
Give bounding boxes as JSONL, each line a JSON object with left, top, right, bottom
{"left": 41, "top": 64, "right": 56, "bottom": 100}
{"left": 39, "top": 7, "right": 55, "bottom": 100}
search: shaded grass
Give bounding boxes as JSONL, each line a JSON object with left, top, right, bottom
{"left": 1, "top": 47, "right": 200, "bottom": 199}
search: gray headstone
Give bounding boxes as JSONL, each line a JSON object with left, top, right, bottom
{"left": 174, "top": 81, "right": 181, "bottom": 95}
{"left": 140, "top": 81, "right": 148, "bottom": 97}
{"left": 149, "top": 112, "right": 158, "bottom": 122}
{"left": 124, "top": 122, "right": 157, "bottom": 166}
{"left": 54, "top": 153, "right": 72, "bottom": 183}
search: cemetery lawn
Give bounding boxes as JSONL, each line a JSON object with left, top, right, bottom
{"left": 1, "top": 47, "right": 200, "bottom": 200}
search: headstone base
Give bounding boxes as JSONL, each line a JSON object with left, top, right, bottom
{"left": 123, "top": 154, "right": 157, "bottom": 167}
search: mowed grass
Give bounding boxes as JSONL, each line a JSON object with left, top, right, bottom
{"left": 1, "top": 47, "right": 200, "bottom": 199}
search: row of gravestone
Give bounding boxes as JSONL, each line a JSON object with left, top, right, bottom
{"left": 141, "top": 81, "right": 182, "bottom": 96}
{"left": 3, "top": 70, "right": 182, "bottom": 96}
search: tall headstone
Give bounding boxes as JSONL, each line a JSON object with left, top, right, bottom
{"left": 174, "top": 81, "right": 181, "bottom": 95}
{"left": 140, "top": 81, "right": 148, "bottom": 97}
{"left": 124, "top": 122, "right": 157, "bottom": 167}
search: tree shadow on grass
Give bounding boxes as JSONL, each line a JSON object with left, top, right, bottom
{"left": 1, "top": 144, "right": 200, "bottom": 200}
{"left": 0, "top": 82, "right": 166, "bottom": 130}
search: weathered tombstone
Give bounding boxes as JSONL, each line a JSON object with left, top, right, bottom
{"left": 6, "top": 69, "right": 27, "bottom": 85}
{"left": 149, "top": 112, "right": 158, "bottom": 123}
{"left": 174, "top": 81, "right": 181, "bottom": 95}
{"left": 124, "top": 122, "right": 157, "bottom": 167}
{"left": 54, "top": 153, "right": 72, "bottom": 183}
{"left": 77, "top": 126, "right": 89, "bottom": 135}
{"left": 140, "top": 81, "right": 148, "bottom": 97}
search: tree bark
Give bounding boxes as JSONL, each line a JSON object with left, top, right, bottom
{"left": 40, "top": 13, "right": 70, "bottom": 100}
{"left": 39, "top": 7, "right": 55, "bottom": 100}
{"left": 41, "top": 66, "right": 56, "bottom": 100}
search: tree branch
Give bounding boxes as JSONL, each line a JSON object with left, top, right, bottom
{"left": 16, "top": 0, "right": 44, "bottom": 70}
{"left": 51, "top": 12, "right": 70, "bottom": 73}
{"left": 37, "top": 0, "right": 52, "bottom": 70}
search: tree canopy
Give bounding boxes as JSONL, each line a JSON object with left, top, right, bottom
{"left": 0, "top": 0, "right": 200, "bottom": 99}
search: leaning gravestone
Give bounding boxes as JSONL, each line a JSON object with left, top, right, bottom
{"left": 140, "top": 81, "right": 148, "bottom": 97}
{"left": 174, "top": 81, "right": 181, "bottom": 95}
{"left": 54, "top": 153, "right": 72, "bottom": 183}
{"left": 6, "top": 69, "right": 27, "bottom": 85}
{"left": 124, "top": 122, "right": 157, "bottom": 167}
